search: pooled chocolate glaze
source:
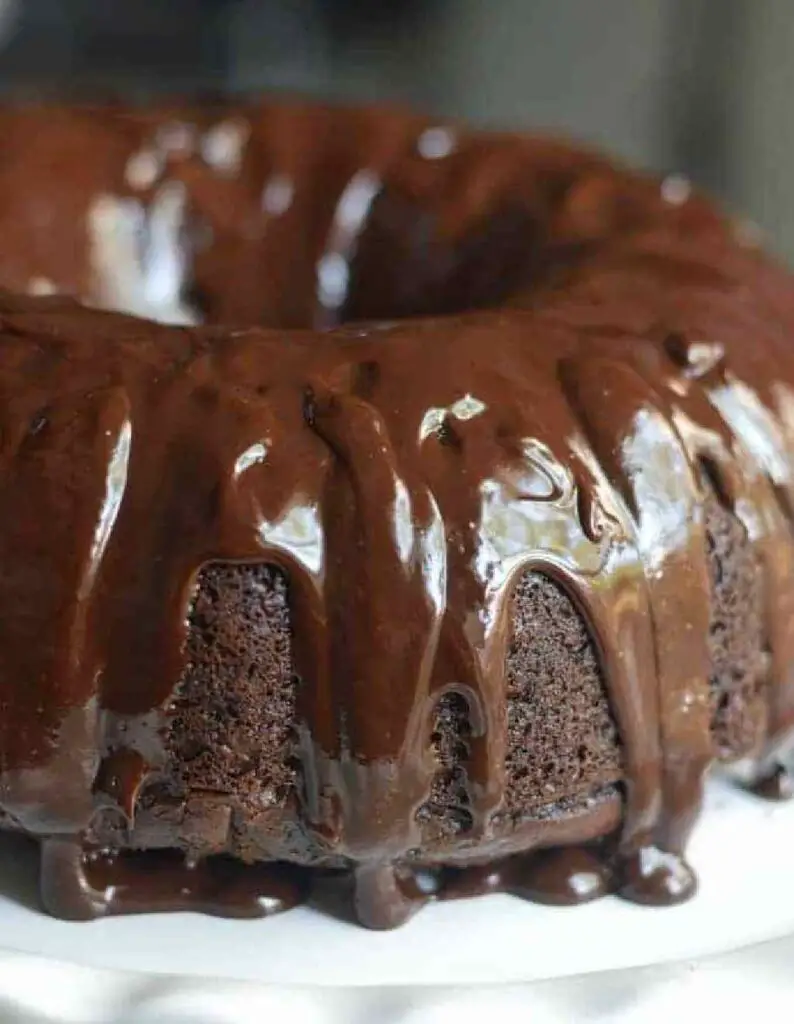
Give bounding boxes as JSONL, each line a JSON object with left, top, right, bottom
{"left": 0, "top": 99, "right": 792, "bottom": 928}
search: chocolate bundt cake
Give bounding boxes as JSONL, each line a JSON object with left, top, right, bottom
{"left": 0, "top": 99, "right": 792, "bottom": 929}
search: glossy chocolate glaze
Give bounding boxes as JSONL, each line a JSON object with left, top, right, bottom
{"left": 0, "top": 100, "right": 793, "bottom": 928}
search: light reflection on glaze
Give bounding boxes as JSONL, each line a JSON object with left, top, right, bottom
{"left": 261, "top": 174, "right": 295, "bottom": 217}
{"left": 257, "top": 502, "right": 325, "bottom": 579}
{"left": 155, "top": 121, "right": 197, "bottom": 158}
{"left": 125, "top": 149, "right": 162, "bottom": 192}
{"left": 80, "top": 415, "right": 132, "bottom": 601}
{"left": 315, "top": 169, "right": 382, "bottom": 320}
{"left": 27, "top": 275, "right": 58, "bottom": 296}
{"left": 661, "top": 174, "right": 692, "bottom": 207}
{"left": 477, "top": 473, "right": 601, "bottom": 577}
{"left": 709, "top": 376, "right": 793, "bottom": 490}
{"left": 141, "top": 183, "right": 198, "bottom": 324}
{"left": 87, "top": 188, "right": 197, "bottom": 326}
{"left": 233, "top": 441, "right": 269, "bottom": 478}
{"left": 419, "top": 393, "right": 487, "bottom": 441}
{"left": 201, "top": 120, "right": 251, "bottom": 177}
{"left": 417, "top": 126, "right": 457, "bottom": 160}
{"left": 621, "top": 408, "right": 695, "bottom": 576}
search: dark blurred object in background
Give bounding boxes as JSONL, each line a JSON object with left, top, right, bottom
{"left": 0, "top": 0, "right": 793, "bottom": 259}
{"left": 0, "top": 0, "right": 228, "bottom": 93}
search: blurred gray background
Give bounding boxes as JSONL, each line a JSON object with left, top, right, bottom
{"left": 1, "top": 0, "right": 793, "bottom": 258}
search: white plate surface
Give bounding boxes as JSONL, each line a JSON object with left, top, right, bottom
{"left": 0, "top": 776, "right": 791, "bottom": 992}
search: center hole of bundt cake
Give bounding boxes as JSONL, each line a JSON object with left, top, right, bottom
{"left": 178, "top": 194, "right": 548, "bottom": 330}
{"left": 136, "top": 173, "right": 557, "bottom": 330}
{"left": 83, "top": 125, "right": 583, "bottom": 330}
{"left": 338, "top": 200, "right": 546, "bottom": 325}
{"left": 129, "top": 193, "right": 544, "bottom": 331}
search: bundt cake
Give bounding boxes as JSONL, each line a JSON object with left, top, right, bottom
{"left": 0, "top": 99, "right": 792, "bottom": 929}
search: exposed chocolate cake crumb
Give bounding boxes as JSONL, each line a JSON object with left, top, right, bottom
{"left": 701, "top": 475, "right": 768, "bottom": 759}
{"left": 504, "top": 572, "right": 623, "bottom": 817}
{"left": 164, "top": 563, "right": 299, "bottom": 818}
{"left": 527, "top": 784, "right": 618, "bottom": 821}
{"left": 416, "top": 691, "right": 474, "bottom": 842}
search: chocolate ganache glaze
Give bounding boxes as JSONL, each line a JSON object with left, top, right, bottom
{"left": 0, "top": 99, "right": 792, "bottom": 928}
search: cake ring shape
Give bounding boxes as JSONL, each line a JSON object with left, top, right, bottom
{"left": 0, "top": 99, "right": 791, "bottom": 929}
